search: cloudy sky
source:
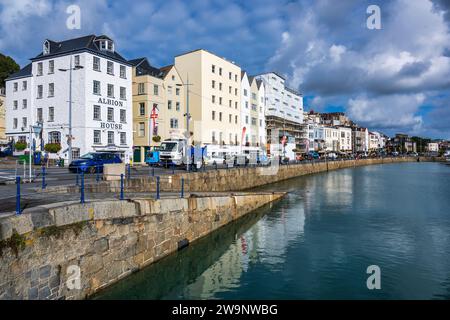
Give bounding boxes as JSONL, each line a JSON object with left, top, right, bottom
{"left": 0, "top": 0, "right": 449, "bottom": 139}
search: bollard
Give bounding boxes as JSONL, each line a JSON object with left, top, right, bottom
{"left": 180, "top": 177, "right": 184, "bottom": 198}
{"left": 80, "top": 172, "right": 85, "bottom": 204}
{"left": 120, "top": 173, "right": 124, "bottom": 200}
{"left": 42, "top": 167, "right": 47, "bottom": 189}
{"left": 172, "top": 163, "right": 175, "bottom": 174}
{"left": 156, "top": 176, "right": 160, "bottom": 200}
{"left": 16, "top": 176, "right": 21, "bottom": 215}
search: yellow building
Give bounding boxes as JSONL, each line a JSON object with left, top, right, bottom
{"left": 0, "top": 88, "right": 6, "bottom": 141}
{"left": 174, "top": 49, "right": 242, "bottom": 146}
{"left": 129, "top": 58, "right": 185, "bottom": 163}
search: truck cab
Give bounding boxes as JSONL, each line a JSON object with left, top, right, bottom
{"left": 159, "top": 139, "right": 188, "bottom": 167}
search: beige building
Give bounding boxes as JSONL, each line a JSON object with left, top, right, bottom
{"left": 0, "top": 88, "right": 5, "bottom": 141}
{"left": 129, "top": 58, "right": 185, "bottom": 163}
{"left": 174, "top": 49, "right": 242, "bottom": 146}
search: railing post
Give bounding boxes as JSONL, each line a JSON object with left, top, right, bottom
{"left": 42, "top": 167, "right": 46, "bottom": 189}
{"left": 156, "top": 176, "right": 160, "bottom": 200}
{"left": 16, "top": 176, "right": 21, "bottom": 215}
{"left": 80, "top": 172, "right": 85, "bottom": 204}
{"left": 180, "top": 177, "right": 184, "bottom": 198}
{"left": 120, "top": 173, "right": 124, "bottom": 200}
{"left": 127, "top": 164, "right": 131, "bottom": 180}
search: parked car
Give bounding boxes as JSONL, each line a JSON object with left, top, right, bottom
{"left": 327, "top": 152, "right": 338, "bottom": 159}
{"left": 304, "top": 151, "right": 320, "bottom": 160}
{"left": 0, "top": 146, "right": 12, "bottom": 157}
{"left": 68, "top": 152, "right": 122, "bottom": 173}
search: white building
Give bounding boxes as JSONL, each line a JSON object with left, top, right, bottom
{"left": 5, "top": 35, "right": 133, "bottom": 162}
{"left": 240, "top": 71, "right": 252, "bottom": 146}
{"left": 254, "top": 72, "right": 304, "bottom": 152}
{"left": 427, "top": 142, "right": 439, "bottom": 152}
{"left": 324, "top": 126, "right": 340, "bottom": 152}
{"left": 249, "top": 76, "right": 266, "bottom": 148}
{"left": 369, "top": 131, "right": 385, "bottom": 151}
{"left": 338, "top": 127, "right": 352, "bottom": 153}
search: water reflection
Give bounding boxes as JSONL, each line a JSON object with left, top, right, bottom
{"left": 95, "top": 163, "right": 450, "bottom": 300}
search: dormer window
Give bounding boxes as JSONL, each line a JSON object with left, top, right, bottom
{"left": 43, "top": 40, "right": 50, "bottom": 55}
{"left": 99, "top": 39, "right": 114, "bottom": 52}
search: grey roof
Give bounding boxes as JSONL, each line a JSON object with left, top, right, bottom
{"left": 159, "top": 65, "right": 174, "bottom": 78}
{"left": 256, "top": 79, "right": 263, "bottom": 89}
{"left": 128, "top": 57, "right": 163, "bottom": 78}
{"left": 31, "top": 34, "right": 130, "bottom": 65}
{"left": 7, "top": 63, "right": 32, "bottom": 80}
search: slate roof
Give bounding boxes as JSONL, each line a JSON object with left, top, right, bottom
{"left": 7, "top": 35, "right": 131, "bottom": 81}
{"left": 31, "top": 34, "right": 130, "bottom": 64}
{"left": 128, "top": 57, "right": 163, "bottom": 78}
{"left": 7, "top": 63, "right": 32, "bottom": 80}
{"left": 159, "top": 65, "right": 174, "bottom": 78}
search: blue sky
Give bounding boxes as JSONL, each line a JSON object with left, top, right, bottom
{"left": 1, "top": 0, "right": 449, "bottom": 139}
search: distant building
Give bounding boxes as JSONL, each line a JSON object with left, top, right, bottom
{"left": 369, "top": 131, "right": 385, "bottom": 151}
{"left": 388, "top": 134, "right": 417, "bottom": 153}
{"left": 0, "top": 87, "right": 6, "bottom": 142}
{"left": 324, "top": 126, "right": 340, "bottom": 152}
{"left": 427, "top": 142, "right": 439, "bottom": 152}
{"left": 352, "top": 126, "right": 369, "bottom": 153}
{"left": 338, "top": 127, "right": 352, "bottom": 153}
{"left": 320, "top": 112, "right": 352, "bottom": 127}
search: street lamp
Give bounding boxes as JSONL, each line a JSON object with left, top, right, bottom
{"left": 59, "top": 56, "right": 84, "bottom": 164}
{"left": 176, "top": 75, "right": 193, "bottom": 172}
{"left": 28, "top": 123, "right": 42, "bottom": 182}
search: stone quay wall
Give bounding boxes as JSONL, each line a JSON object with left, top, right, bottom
{"left": 0, "top": 192, "right": 284, "bottom": 300}
{"left": 38, "top": 157, "right": 419, "bottom": 195}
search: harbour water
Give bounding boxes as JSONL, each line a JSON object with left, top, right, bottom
{"left": 94, "top": 162, "right": 450, "bottom": 300}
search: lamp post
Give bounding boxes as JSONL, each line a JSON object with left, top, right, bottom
{"left": 59, "top": 56, "right": 83, "bottom": 164}
{"left": 28, "top": 124, "right": 42, "bottom": 182}
{"left": 176, "top": 75, "right": 193, "bottom": 172}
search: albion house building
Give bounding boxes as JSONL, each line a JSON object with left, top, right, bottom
{"left": 5, "top": 35, "right": 133, "bottom": 161}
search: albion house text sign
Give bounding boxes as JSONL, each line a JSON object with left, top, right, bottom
{"left": 97, "top": 97, "right": 124, "bottom": 107}
{"left": 101, "top": 122, "right": 123, "bottom": 130}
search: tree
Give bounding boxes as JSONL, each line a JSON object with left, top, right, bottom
{"left": 0, "top": 53, "right": 20, "bottom": 88}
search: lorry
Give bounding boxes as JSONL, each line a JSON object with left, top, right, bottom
{"left": 158, "top": 138, "right": 207, "bottom": 169}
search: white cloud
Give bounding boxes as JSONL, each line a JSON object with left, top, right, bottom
{"left": 347, "top": 94, "right": 425, "bottom": 130}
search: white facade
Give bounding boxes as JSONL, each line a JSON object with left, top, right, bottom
{"left": 369, "top": 131, "right": 385, "bottom": 151}
{"left": 254, "top": 80, "right": 266, "bottom": 147}
{"left": 427, "top": 142, "right": 439, "bottom": 152}
{"left": 338, "top": 127, "right": 352, "bottom": 152}
{"left": 240, "top": 72, "right": 252, "bottom": 145}
{"left": 255, "top": 72, "right": 303, "bottom": 125}
{"left": 6, "top": 35, "right": 133, "bottom": 162}
{"left": 324, "top": 126, "right": 340, "bottom": 152}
